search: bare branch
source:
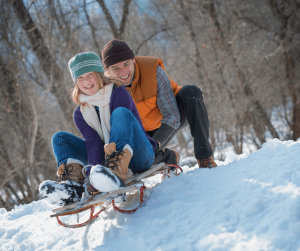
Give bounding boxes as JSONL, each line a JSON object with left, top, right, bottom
{"left": 96, "top": 0, "right": 119, "bottom": 38}
{"left": 97, "top": 0, "right": 132, "bottom": 40}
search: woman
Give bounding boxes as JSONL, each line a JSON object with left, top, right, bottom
{"left": 39, "top": 52, "right": 157, "bottom": 206}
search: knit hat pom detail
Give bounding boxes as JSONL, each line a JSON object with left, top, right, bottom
{"left": 68, "top": 52, "right": 104, "bottom": 83}
{"left": 102, "top": 40, "right": 135, "bottom": 68}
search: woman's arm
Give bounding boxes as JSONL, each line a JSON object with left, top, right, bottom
{"left": 73, "top": 106, "right": 105, "bottom": 165}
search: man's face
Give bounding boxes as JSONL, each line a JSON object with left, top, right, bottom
{"left": 107, "top": 59, "right": 135, "bottom": 86}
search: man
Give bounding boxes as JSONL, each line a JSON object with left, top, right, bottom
{"left": 102, "top": 39, "right": 217, "bottom": 168}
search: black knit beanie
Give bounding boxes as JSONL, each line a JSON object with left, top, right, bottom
{"left": 102, "top": 40, "right": 135, "bottom": 68}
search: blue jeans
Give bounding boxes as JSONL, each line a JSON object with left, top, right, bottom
{"left": 52, "top": 107, "right": 154, "bottom": 174}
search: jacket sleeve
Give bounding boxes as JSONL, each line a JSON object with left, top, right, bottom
{"left": 73, "top": 106, "right": 105, "bottom": 165}
{"left": 152, "top": 66, "right": 180, "bottom": 146}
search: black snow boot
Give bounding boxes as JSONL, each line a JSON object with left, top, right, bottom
{"left": 39, "top": 163, "right": 85, "bottom": 207}
{"left": 39, "top": 180, "right": 84, "bottom": 206}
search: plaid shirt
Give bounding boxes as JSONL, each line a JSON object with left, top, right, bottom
{"left": 156, "top": 66, "right": 180, "bottom": 129}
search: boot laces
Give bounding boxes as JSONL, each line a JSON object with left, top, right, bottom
{"left": 102, "top": 151, "right": 123, "bottom": 170}
{"left": 60, "top": 164, "right": 74, "bottom": 185}
{"left": 199, "top": 157, "right": 213, "bottom": 168}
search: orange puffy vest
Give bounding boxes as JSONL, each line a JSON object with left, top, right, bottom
{"left": 126, "top": 56, "right": 182, "bottom": 131}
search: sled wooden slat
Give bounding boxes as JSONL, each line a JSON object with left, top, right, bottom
{"left": 125, "top": 162, "right": 165, "bottom": 185}
{"left": 52, "top": 201, "right": 105, "bottom": 217}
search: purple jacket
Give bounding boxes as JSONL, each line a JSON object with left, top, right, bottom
{"left": 73, "top": 84, "right": 157, "bottom": 165}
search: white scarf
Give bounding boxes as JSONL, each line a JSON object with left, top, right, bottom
{"left": 79, "top": 84, "right": 114, "bottom": 144}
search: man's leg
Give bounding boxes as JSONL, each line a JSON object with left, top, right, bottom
{"left": 176, "top": 85, "right": 214, "bottom": 160}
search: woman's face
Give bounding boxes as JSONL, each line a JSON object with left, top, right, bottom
{"left": 77, "top": 72, "right": 98, "bottom": 96}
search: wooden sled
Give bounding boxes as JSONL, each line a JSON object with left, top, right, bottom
{"left": 50, "top": 162, "right": 183, "bottom": 228}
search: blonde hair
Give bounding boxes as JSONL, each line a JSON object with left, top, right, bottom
{"left": 71, "top": 72, "right": 122, "bottom": 106}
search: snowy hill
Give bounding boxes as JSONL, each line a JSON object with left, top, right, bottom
{"left": 1, "top": 139, "right": 300, "bottom": 251}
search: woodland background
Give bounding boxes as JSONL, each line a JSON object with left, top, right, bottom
{"left": 0, "top": 0, "right": 299, "bottom": 210}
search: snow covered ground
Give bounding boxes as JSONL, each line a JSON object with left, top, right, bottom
{"left": 1, "top": 138, "right": 300, "bottom": 251}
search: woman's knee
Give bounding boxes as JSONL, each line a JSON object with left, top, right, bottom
{"left": 111, "top": 107, "right": 133, "bottom": 120}
{"left": 51, "top": 131, "right": 70, "bottom": 146}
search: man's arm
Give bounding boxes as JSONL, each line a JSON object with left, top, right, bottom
{"left": 152, "top": 66, "right": 180, "bottom": 147}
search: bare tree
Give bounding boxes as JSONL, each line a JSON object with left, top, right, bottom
{"left": 9, "top": 0, "right": 77, "bottom": 130}
{"left": 268, "top": 0, "right": 300, "bottom": 140}
{"left": 0, "top": 55, "right": 38, "bottom": 206}
{"left": 96, "top": 0, "right": 132, "bottom": 41}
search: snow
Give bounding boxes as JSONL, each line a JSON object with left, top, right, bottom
{"left": 90, "top": 165, "right": 123, "bottom": 192}
{"left": 1, "top": 138, "right": 300, "bottom": 251}
{"left": 39, "top": 180, "right": 82, "bottom": 206}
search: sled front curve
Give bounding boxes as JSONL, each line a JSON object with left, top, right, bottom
{"left": 112, "top": 185, "right": 146, "bottom": 214}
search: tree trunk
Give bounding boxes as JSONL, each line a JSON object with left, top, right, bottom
{"left": 284, "top": 53, "right": 300, "bottom": 140}
{"left": 268, "top": 0, "right": 300, "bottom": 140}
{"left": 9, "top": 0, "right": 76, "bottom": 129}
{"left": 96, "top": 0, "right": 132, "bottom": 41}
{"left": 1, "top": 55, "right": 56, "bottom": 179}
{"left": 207, "top": 1, "right": 279, "bottom": 139}
{"left": 5, "top": 183, "right": 22, "bottom": 205}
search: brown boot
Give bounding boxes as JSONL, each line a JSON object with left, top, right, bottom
{"left": 104, "top": 143, "right": 132, "bottom": 183}
{"left": 173, "top": 150, "right": 180, "bottom": 165}
{"left": 57, "top": 163, "right": 85, "bottom": 184}
{"left": 197, "top": 156, "right": 217, "bottom": 169}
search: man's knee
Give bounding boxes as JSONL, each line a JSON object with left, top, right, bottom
{"left": 178, "top": 85, "right": 203, "bottom": 103}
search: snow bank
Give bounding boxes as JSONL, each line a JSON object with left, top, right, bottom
{"left": 1, "top": 139, "right": 300, "bottom": 251}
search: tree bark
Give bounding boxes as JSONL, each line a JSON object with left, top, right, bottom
{"left": 268, "top": 0, "right": 300, "bottom": 140}
{"left": 83, "top": 0, "right": 102, "bottom": 56}
{"left": 207, "top": 1, "right": 279, "bottom": 139}
{"left": 96, "top": 0, "right": 132, "bottom": 40}
{"left": 9, "top": 0, "right": 76, "bottom": 128}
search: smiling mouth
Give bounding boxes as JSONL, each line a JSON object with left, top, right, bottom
{"left": 85, "top": 84, "right": 94, "bottom": 89}
{"left": 119, "top": 74, "right": 130, "bottom": 80}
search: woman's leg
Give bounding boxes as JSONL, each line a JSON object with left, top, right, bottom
{"left": 52, "top": 131, "right": 88, "bottom": 169}
{"left": 110, "top": 107, "right": 155, "bottom": 173}
{"left": 40, "top": 132, "right": 87, "bottom": 206}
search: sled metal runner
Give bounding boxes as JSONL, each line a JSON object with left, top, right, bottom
{"left": 51, "top": 162, "right": 183, "bottom": 228}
